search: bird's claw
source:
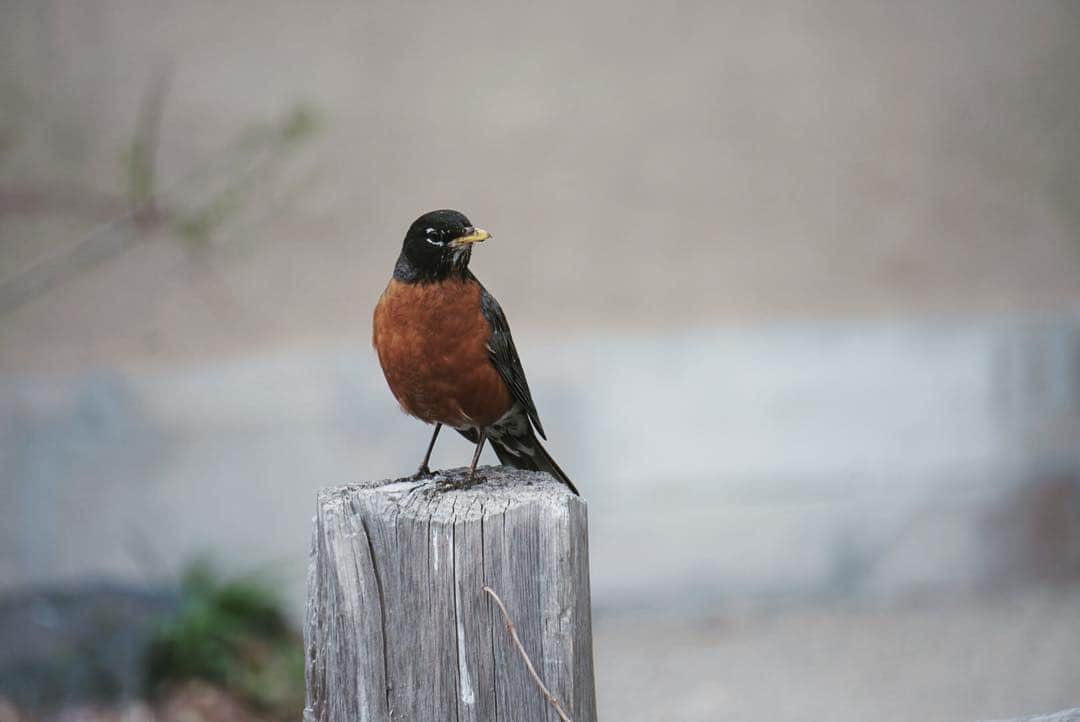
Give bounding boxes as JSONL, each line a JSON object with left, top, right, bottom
{"left": 435, "top": 470, "right": 486, "bottom": 492}
{"left": 409, "top": 465, "right": 434, "bottom": 481}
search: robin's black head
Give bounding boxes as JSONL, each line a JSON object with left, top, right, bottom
{"left": 394, "top": 209, "right": 490, "bottom": 283}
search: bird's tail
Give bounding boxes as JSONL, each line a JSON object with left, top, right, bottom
{"left": 489, "top": 427, "right": 579, "bottom": 495}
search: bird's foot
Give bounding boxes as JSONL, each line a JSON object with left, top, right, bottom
{"left": 436, "top": 469, "right": 486, "bottom": 492}
{"left": 409, "top": 465, "right": 435, "bottom": 481}
{"left": 460, "top": 471, "right": 486, "bottom": 489}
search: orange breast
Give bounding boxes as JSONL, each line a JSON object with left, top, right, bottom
{"left": 372, "top": 277, "right": 514, "bottom": 428}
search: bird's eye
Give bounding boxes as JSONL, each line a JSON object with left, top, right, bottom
{"left": 423, "top": 227, "right": 445, "bottom": 246}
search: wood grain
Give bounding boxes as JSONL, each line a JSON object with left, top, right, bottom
{"left": 304, "top": 466, "right": 596, "bottom": 722}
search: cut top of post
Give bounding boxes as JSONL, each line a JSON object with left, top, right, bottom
{"left": 316, "top": 465, "right": 579, "bottom": 522}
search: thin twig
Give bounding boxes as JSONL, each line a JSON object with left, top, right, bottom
{"left": 0, "top": 99, "right": 314, "bottom": 316}
{"left": 482, "top": 585, "right": 572, "bottom": 722}
{"left": 128, "top": 64, "right": 173, "bottom": 223}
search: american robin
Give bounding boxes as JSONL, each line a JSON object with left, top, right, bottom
{"left": 372, "top": 209, "right": 578, "bottom": 494}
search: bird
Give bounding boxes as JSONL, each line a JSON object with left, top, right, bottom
{"left": 372, "top": 209, "right": 578, "bottom": 494}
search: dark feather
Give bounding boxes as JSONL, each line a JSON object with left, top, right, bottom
{"left": 491, "top": 432, "right": 579, "bottom": 495}
{"left": 455, "top": 416, "right": 578, "bottom": 495}
{"left": 471, "top": 273, "right": 547, "bottom": 439}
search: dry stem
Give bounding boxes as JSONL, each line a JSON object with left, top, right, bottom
{"left": 482, "top": 585, "right": 572, "bottom": 722}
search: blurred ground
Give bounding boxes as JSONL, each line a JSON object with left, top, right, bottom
{"left": 0, "top": 681, "right": 278, "bottom": 722}
{"left": 4, "top": 583, "right": 1078, "bottom": 722}
{"left": 595, "top": 583, "right": 1080, "bottom": 722}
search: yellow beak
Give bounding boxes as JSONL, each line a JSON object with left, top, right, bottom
{"left": 449, "top": 228, "right": 490, "bottom": 247}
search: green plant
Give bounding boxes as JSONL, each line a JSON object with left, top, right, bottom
{"left": 167, "top": 102, "right": 322, "bottom": 258}
{"left": 145, "top": 559, "right": 305, "bottom": 719}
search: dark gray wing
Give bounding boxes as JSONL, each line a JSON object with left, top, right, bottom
{"left": 473, "top": 274, "right": 547, "bottom": 439}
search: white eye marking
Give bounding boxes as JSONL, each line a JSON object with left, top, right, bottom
{"left": 424, "top": 227, "right": 445, "bottom": 246}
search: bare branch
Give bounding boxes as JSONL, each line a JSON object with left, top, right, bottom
{"left": 483, "top": 585, "right": 572, "bottom": 722}
{"left": 128, "top": 64, "right": 173, "bottom": 224}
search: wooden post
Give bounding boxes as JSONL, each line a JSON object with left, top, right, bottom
{"left": 303, "top": 466, "right": 596, "bottom": 722}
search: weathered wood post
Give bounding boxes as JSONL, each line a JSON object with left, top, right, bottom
{"left": 303, "top": 466, "right": 596, "bottom": 722}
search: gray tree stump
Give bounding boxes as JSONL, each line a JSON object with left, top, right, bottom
{"left": 304, "top": 466, "right": 596, "bottom": 722}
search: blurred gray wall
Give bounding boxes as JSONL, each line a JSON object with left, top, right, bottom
{"left": 2, "top": 0, "right": 1079, "bottom": 368}
{"left": 2, "top": 0, "right": 1080, "bottom": 612}
{"left": 3, "top": 316, "right": 1079, "bottom": 613}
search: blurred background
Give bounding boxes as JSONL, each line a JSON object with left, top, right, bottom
{"left": 2, "top": 1, "right": 1080, "bottom": 720}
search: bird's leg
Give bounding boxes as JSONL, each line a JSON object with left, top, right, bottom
{"left": 467, "top": 428, "right": 488, "bottom": 481}
{"left": 410, "top": 423, "right": 442, "bottom": 480}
